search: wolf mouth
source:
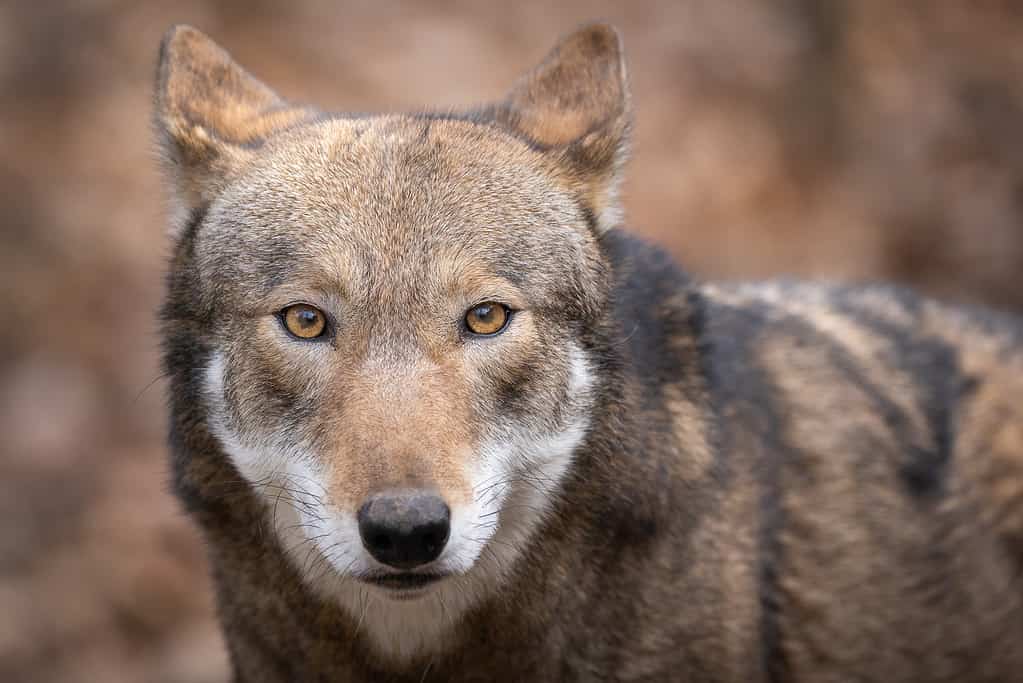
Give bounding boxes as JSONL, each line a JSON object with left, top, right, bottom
{"left": 361, "top": 572, "right": 448, "bottom": 593}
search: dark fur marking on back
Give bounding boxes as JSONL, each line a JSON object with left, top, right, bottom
{"left": 832, "top": 289, "right": 962, "bottom": 499}
{"left": 702, "top": 301, "right": 792, "bottom": 683}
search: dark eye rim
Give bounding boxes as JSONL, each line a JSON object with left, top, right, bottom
{"left": 277, "top": 302, "right": 332, "bottom": 342}
{"left": 462, "top": 301, "right": 515, "bottom": 338}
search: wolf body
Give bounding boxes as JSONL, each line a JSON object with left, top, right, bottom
{"left": 156, "top": 24, "right": 1023, "bottom": 682}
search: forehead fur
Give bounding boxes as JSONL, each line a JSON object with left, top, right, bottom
{"left": 156, "top": 23, "right": 630, "bottom": 235}
{"left": 197, "top": 114, "right": 602, "bottom": 312}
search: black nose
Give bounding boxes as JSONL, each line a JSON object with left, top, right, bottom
{"left": 357, "top": 491, "right": 450, "bottom": 569}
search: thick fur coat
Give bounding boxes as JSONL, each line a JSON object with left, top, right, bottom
{"left": 156, "top": 23, "right": 1023, "bottom": 682}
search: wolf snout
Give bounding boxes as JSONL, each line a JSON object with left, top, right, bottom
{"left": 357, "top": 490, "right": 451, "bottom": 570}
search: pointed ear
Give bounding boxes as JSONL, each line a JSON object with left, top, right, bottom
{"left": 154, "top": 25, "right": 312, "bottom": 214}
{"left": 493, "top": 23, "right": 630, "bottom": 232}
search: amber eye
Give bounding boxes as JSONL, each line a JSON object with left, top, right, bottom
{"left": 464, "top": 302, "right": 510, "bottom": 336}
{"left": 281, "top": 304, "right": 327, "bottom": 339}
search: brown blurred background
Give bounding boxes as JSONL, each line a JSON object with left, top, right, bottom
{"left": 2, "top": 1, "right": 1023, "bottom": 681}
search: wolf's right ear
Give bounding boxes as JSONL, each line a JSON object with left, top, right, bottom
{"left": 154, "top": 25, "right": 311, "bottom": 219}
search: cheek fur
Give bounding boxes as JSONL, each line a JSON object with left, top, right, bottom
{"left": 223, "top": 319, "right": 336, "bottom": 433}
{"left": 471, "top": 324, "right": 571, "bottom": 428}
{"left": 456, "top": 340, "right": 596, "bottom": 571}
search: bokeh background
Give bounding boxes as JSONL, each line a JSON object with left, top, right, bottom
{"left": 3, "top": 1, "right": 1023, "bottom": 681}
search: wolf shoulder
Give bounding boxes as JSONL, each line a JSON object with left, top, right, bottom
{"left": 605, "top": 228, "right": 1023, "bottom": 411}
{"left": 609, "top": 227, "right": 1023, "bottom": 524}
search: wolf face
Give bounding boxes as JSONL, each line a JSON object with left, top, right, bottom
{"left": 157, "top": 24, "right": 628, "bottom": 658}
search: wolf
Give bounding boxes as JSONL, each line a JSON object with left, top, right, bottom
{"left": 156, "top": 22, "right": 1023, "bottom": 682}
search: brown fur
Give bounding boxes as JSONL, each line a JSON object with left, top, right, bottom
{"left": 156, "top": 22, "right": 1023, "bottom": 682}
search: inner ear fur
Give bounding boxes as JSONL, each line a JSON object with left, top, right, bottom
{"left": 502, "top": 23, "right": 629, "bottom": 149}
{"left": 154, "top": 25, "right": 312, "bottom": 211}
{"left": 492, "top": 23, "right": 631, "bottom": 232}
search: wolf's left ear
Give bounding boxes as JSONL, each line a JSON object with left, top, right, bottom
{"left": 492, "top": 23, "right": 630, "bottom": 233}
{"left": 154, "top": 25, "right": 312, "bottom": 218}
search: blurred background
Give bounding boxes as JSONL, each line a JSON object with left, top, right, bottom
{"left": 2, "top": 1, "right": 1023, "bottom": 681}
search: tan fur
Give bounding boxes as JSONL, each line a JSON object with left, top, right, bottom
{"left": 501, "top": 25, "right": 628, "bottom": 147}
{"left": 492, "top": 24, "right": 630, "bottom": 232}
{"left": 322, "top": 353, "right": 476, "bottom": 507}
{"left": 156, "top": 25, "right": 314, "bottom": 214}
{"left": 924, "top": 304, "right": 1023, "bottom": 549}
{"left": 156, "top": 22, "right": 1023, "bottom": 682}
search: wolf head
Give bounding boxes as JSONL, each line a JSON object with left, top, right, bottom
{"left": 157, "top": 23, "right": 629, "bottom": 657}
